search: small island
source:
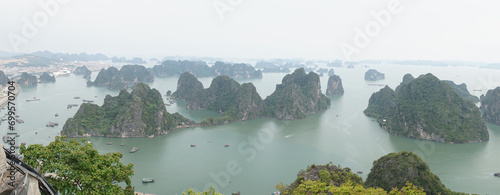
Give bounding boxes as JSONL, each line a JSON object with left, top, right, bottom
{"left": 87, "top": 65, "right": 154, "bottom": 90}
{"left": 364, "top": 69, "right": 385, "bottom": 81}
{"left": 480, "top": 87, "right": 500, "bottom": 126}
{"left": 62, "top": 83, "right": 193, "bottom": 137}
{"left": 365, "top": 73, "right": 488, "bottom": 143}
{"left": 152, "top": 60, "right": 262, "bottom": 78}
{"left": 17, "top": 72, "right": 37, "bottom": 86}
{"left": 326, "top": 74, "right": 344, "bottom": 96}
{"left": 39, "top": 72, "right": 55, "bottom": 83}
{"left": 173, "top": 68, "right": 330, "bottom": 124}
{"left": 74, "top": 65, "right": 92, "bottom": 80}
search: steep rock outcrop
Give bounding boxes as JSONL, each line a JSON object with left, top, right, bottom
{"left": 365, "top": 73, "right": 488, "bottom": 143}
{"left": 326, "top": 75, "right": 344, "bottom": 96}
{"left": 87, "top": 65, "right": 154, "bottom": 90}
{"left": 212, "top": 61, "right": 262, "bottom": 79}
{"left": 17, "top": 72, "right": 37, "bottom": 86}
{"left": 480, "top": 87, "right": 500, "bottom": 125}
{"left": 173, "top": 72, "right": 263, "bottom": 125}
{"left": 263, "top": 68, "right": 330, "bottom": 120}
{"left": 39, "top": 72, "right": 55, "bottom": 83}
{"left": 62, "top": 83, "right": 193, "bottom": 137}
{"left": 74, "top": 65, "right": 92, "bottom": 80}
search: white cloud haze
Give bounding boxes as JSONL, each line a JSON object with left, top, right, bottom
{"left": 1, "top": 0, "right": 499, "bottom": 62}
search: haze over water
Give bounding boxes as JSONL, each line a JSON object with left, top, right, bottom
{"left": 2, "top": 65, "right": 500, "bottom": 194}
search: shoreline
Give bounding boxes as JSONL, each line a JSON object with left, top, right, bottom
{"left": 0, "top": 84, "right": 20, "bottom": 108}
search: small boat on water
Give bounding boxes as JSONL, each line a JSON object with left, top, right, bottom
{"left": 106, "top": 142, "right": 112, "bottom": 145}
{"left": 190, "top": 144, "right": 196, "bottom": 147}
{"left": 142, "top": 178, "right": 154, "bottom": 183}
{"left": 82, "top": 100, "right": 94, "bottom": 103}
{"left": 55, "top": 113, "right": 59, "bottom": 117}
{"left": 495, "top": 172, "right": 500, "bottom": 177}
{"left": 121, "top": 143, "right": 125, "bottom": 146}
{"left": 74, "top": 96, "right": 81, "bottom": 99}
{"left": 130, "top": 147, "right": 139, "bottom": 153}
{"left": 224, "top": 144, "right": 230, "bottom": 147}
{"left": 26, "top": 97, "right": 41, "bottom": 102}
{"left": 46, "top": 122, "right": 58, "bottom": 127}
{"left": 357, "top": 171, "right": 363, "bottom": 174}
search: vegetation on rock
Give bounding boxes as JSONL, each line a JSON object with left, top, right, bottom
{"left": 365, "top": 73, "right": 488, "bottom": 143}
{"left": 152, "top": 60, "right": 262, "bottom": 79}
{"left": 263, "top": 68, "right": 330, "bottom": 120}
{"left": 480, "top": 87, "right": 500, "bottom": 126}
{"left": 365, "top": 152, "right": 456, "bottom": 195}
{"left": 87, "top": 65, "right": 154, "bottom": 90}
{"left": 62, "top": 83, "right": 192, "bottom": 137}
{"left": 17, "top": 72, "right": 37, "bottom": 86}
{"left": 40, "top": 72, "right": 56, "bottom": 82}
{"left": 365, "top": 69, "right": 385, "bottom": 81}
{"left": 74, "top": 65, "right": 92, "bottom": 79}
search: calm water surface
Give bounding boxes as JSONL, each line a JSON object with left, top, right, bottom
{"left": 1, "top": 65, "right": 500, "bottom": 194}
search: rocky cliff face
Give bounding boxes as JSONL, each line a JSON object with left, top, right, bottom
{"left": 264, "top": 68, "right": 330, "bottom": 120}
{"left": 173, "top": 72, "right": 263, "bottom": 123}
{"left": 87, "top": 65, "right": 154, "bottom": 90}
{"left": 39, "top": 72, "right": 55, "bottom": 83}
{"left": 326, "top": 75, "right": 344, "bottom": 96}
{"left": 17, "top": 72, "right": 37, "bottom": 86}
{"left": 365, "top": 73, "right": 488, "bottom": 143}
{"left": 0, "top": 71, "right": 10, "bottom": 85}
{"left": 62, "top": 83, "right": 193, "bottom": 137}
{"left": 364, "top": 69, "right": 385, "bottom": 81}
{"left": 74, "top": 65, "right": 92, "bottom": 80}
{"left": 480, "top": 87, "right": 500, "bottom": 126}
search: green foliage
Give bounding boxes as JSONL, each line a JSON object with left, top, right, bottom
{"left": 175, "top": 73, "right": 264, "bottom": 125}
{"left": 182, "top": 187, "right": 223, "bottom": 195}
{"left": 365, "top": 73, "right": 488, "bottom": 143}
{"left": 263, "top": 68, "right": 330, "bottom": 120}
{"left": 364, "top": 85, "right": 397, "bottom": 121}
{"left": 443, "top": 80, "right": 479, "bottom": 103}
{"left": 283, "top": 179, "right": 425, "bottom": 195}
{"left": 480, "top": 87, "right": 500, "bottom": 126}
{"left": 365, "top": 151, "right": 451, "bottom": 195}
{"left": 20, "top": 136, "right": 134, "bottom": 195}
{"left": 88, "top": 65, "right": 153, "bottom": 90}
{"left": 63, "top": 83, "right": 192, "bottom": 137}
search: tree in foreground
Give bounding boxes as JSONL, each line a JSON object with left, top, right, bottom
{"left": 20, "top": 136, "right": 134, "bottom": 195}
{"left": 183, "top": 187, "right": 223, "bottom": 195}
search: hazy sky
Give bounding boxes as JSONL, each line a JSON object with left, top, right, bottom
{"left": 1, "top": 0, "right": 499, "bottom": 62}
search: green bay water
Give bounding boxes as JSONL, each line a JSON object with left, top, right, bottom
{"left": 1, "top": 65, "right": 500, "bottom": 194}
